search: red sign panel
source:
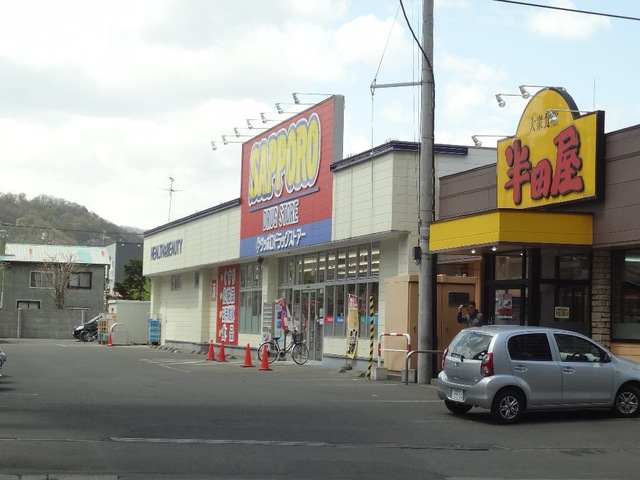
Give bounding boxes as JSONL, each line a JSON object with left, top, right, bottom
{"left": 239, "top": 96, "right": 343, "bottom": 257}
{"left": 216, "top": 264, "right": 239, "bottom": 346}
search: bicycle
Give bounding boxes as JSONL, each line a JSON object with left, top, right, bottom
{"left": 257, "top": 329, "right": 309, "bottom": 365}
{"left": 80, "top": 329, "right": 99, "bottom": 342}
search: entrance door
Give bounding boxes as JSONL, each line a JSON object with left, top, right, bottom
{"left": 292, "top": 288, "right": 324, "bottom": 361}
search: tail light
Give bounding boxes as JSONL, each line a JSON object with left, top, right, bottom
{"left": 480, "top": 352, "right": 494, "bottom": 377}
{"left": 441, "top": 347, "right": 449, "bottom": 370}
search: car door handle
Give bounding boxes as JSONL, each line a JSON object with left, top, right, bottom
{"left": 513, "top": 365, "right": 528, "bottom": 372}
{"left": 562, "top": 367, "right": 575, "bottom": 374}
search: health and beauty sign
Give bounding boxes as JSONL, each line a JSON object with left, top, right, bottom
{"left": 239, "top": 96, "right": 344, "bottom": 257}
{"left": 497, "top": 88, "right": 604, "bottom": 209}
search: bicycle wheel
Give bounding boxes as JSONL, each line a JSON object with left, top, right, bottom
{"left": 257, "top": 341, "right": 279, "bottom": 364}
{"left": 291, "top": 343, "right": 309, "bottom": 365}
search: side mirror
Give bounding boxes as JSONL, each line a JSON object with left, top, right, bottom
{"left": 602, "top": 352, "right": 612, "bottom": 363}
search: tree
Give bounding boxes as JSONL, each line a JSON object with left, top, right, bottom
{"left": 113, "top": 258, "right": 150, "bottom": 301}
{"left": 38, "top": 253, "right": 85, "bottom": 309}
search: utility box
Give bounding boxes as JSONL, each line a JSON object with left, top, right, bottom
{"left": 106, "top": 300, "right": 151, "bottom": 345}
{"left": 384, "top": 275, "right": 419, "bottom": 372}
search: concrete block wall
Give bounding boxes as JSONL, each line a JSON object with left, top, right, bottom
{"left": 0, "top": 309, "right": 97, "bottom": 339}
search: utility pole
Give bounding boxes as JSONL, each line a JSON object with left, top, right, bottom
{"left": 417, "top": 0, "right": 435, "bottom": 385}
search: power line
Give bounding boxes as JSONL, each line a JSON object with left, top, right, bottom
{"left": 493, "top": 0, "right": 640, "bottom": 21}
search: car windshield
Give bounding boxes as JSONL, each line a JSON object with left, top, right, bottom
{"left": 449, "top": 331, "right": 493, "bottom": 361}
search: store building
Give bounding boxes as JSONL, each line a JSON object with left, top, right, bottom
{"left": 142, "top": 95, "right": 495, "bottom": 369}
{"left": 431, "top": 87, "right": 640, "bottom": 362}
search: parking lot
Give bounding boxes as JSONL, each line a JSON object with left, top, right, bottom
{"left": 1, "top": 338, "right": 640, "bottom": 480}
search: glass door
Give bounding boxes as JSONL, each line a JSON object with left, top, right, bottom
{"left": 292, "top": 287, "right": 324, "bottom": 361}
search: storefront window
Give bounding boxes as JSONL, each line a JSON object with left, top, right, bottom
{"left": 337, "top": 250, "right": 346, "bottom": 280}
{"left": 495, "top": 253, "right": 524, "bottom": 280}
{"left": 347, "top": 247, "right": 358, "bottom": 279}
{"left": 559, "top": 255, "right": 590, "bottom": 280}
{"left": 239, "top": 262, "right": 262, "bottom": 334}
{"left": 370, "top": 245, "right": 380, "bottom": 276}
{"left": 277, "top": 243, "right": 380, "bottom": 339}
{"left": 613, "top": 250, "right": 640, "bottom": 341}
{"left": 326, "top": 251, "right": 336, "bottom": 282}
{"left": 302, "top": 254, "right": 317, "bottom": 284}
{"left": 358, "top": 247, "right": 369, "bottom": 277}
{"left": 335, "top": 284, "right": 345, "bottom": 337}
{"left": 318, "top": 252, "right": 326, "bottom": 283}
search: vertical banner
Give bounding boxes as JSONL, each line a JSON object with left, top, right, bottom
{"left": 217, "top": 264, "right": 239, "bottom": 346}
{"left": 261, "top": 301, "right": 273, "bottom": 342}
{"left": 346, "top": 294, "right": 359, "bottom": 358}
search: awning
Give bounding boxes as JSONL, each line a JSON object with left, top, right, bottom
{"left": 430, "top": 210, "right": 593, "bottom": 254}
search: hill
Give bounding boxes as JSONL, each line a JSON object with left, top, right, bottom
{"left": 0, "top": 193, "right": 143, "bottom": 246}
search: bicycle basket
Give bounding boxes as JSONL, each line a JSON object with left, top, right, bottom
{"left": 293, "top": 332, "right": 304, "bottom": 343}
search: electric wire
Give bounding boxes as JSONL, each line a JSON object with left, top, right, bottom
{"left": 493, "top": 0, "right": 640, "bottom": 22}
{"left": 370, "top": 4, "right": 401, "bottom": 151}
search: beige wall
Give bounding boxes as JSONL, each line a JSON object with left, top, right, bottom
{"left": 143, "top": 207, "right": 241, "bottom": 276}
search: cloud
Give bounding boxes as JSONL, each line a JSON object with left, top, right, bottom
{"left": 525, "top": 0, "right": 611, "bottom": 41}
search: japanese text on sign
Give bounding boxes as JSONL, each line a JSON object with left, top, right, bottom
{"left": 255, "top": 227, "right": 307, "bottom": 254}
{"left": 504, "top": 126, "right": 584, "bottom": 206}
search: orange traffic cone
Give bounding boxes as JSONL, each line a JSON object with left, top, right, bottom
{"left": 218, "top": 341, "right": 227, "bottom": 362}
{"left": 107, "top": 332, "right": 113, "bottom": 347}
{"left": 259, "top": 345, "right": 272, "bottom": 371}
{"left": 206, "top": 340, "right": 216, "bottom": 361}
{"left": 241, "top": 343, "right": 254, "bottom": 368}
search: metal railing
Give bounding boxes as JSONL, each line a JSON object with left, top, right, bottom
{"left": 404, "top": 349, "right": 442, "bottom": 385}
{"left": 377, "top": 332, "right": 411, "bottom": 367}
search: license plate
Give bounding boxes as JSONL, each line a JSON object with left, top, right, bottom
{"left": 451, "top": 388, "right": 464, "bottom": 402}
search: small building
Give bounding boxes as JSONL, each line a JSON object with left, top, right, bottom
{"left": 0, "top": 243, "right": 109, "bottom": 312}
{"left": 105, "top": 241, "right": 143, "bottom": 295}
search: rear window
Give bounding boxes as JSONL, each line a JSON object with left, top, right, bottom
{"left": 449, "top": 331, "right": 493, "bottom": 361}
{"left": 508, "top": 333, "right": 552, "bottom": 361}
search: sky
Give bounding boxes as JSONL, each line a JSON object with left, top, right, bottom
{"left": 1, "top": 0, "right": 638, "bottom": 232}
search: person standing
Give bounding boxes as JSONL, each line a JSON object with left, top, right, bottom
{"left": 457, "top": 301, "right": 484, "bottom": 327}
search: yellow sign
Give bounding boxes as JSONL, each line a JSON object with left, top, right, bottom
{"left": 497, "top": 88, "right": 604, "bottom": 209}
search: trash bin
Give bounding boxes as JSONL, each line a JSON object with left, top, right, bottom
{"left": 110, "top": 323, "right": 130, "bottom": 345}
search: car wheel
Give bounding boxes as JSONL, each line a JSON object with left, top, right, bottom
{"left": 80, "top": 331, "right": 90, "bottom": 342}
{"left": 444, "top": 400, "right": 473, "bottom": 415}
{"left": 491, "top": 389, "right": 524, "bottom": 424}
{"left": 613, "top": 385, "right": 640, "bottom": 418}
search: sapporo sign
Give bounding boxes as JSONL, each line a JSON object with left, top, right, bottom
{"left": 239, "top": 96, "right": 343, "bottom": 257}
{"left": 497, "top": 88, "right": 604, "bottom": 209}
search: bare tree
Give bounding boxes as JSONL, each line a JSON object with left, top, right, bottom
{"left": 38, "top": 253, "right": 86, "bottom": 309}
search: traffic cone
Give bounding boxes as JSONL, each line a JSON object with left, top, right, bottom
{"left": 107, "top": 332, "right": 113, "bottom": 347}
{"left": 206, "top": 340, "right": 216, "bottom": 361}
{"left": 259, "top": 345, "right": 272, "bottom": 371}
{"left": 241, "top": 343, "right": 254, "bottom": 368}
{"left": 218, "top": 341, "right": 227, "bottom": 362}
